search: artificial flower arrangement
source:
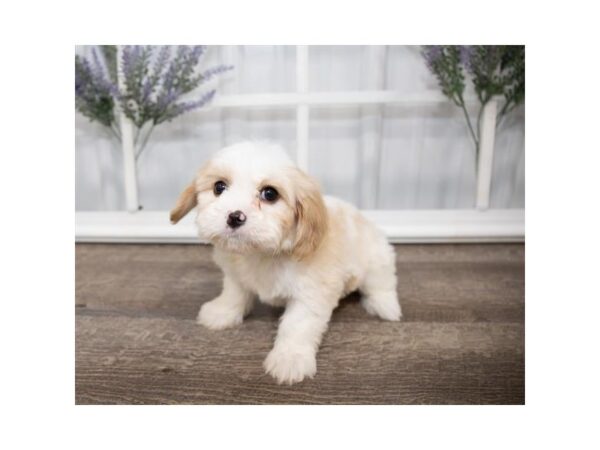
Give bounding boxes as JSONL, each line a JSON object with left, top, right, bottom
{"left": 75, "top": 45, "right": 233, "bottom": 161}
{"left": 422, "top": 45, "right": 525, "bottom": 162}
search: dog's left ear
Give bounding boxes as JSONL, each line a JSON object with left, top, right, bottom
{"left": 170, "top": 182, "right": 197, "bottom": 224}
{"left": 292, "top": 169, "right": 328, "bottom": 259}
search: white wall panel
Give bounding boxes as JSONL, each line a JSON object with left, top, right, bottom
{"left": 75, "top": 114, "right": 125, "bottom": 211}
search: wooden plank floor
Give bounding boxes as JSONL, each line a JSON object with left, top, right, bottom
{"left": 75, "top": 243, "right": 524, "bottom": 404}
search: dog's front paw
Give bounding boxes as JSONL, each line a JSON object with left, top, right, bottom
{"left": 263, "top": 345, "right": 317, "bottom": 385}
{"left": 197, "top": 299, "right": 244, "bottom": 330}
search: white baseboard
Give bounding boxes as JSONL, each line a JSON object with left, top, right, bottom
{"left": 75, "top": 209, "right": 524, "bottom": 244}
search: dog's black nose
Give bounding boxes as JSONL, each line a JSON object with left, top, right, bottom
{"left": 227, "top": 210, "right": 246, "bottom": 229}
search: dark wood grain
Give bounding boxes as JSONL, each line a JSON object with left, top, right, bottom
{"left": 75, "top": 243, "right": 524, "bottom": 404}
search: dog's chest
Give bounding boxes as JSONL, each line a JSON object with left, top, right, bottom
{"left": 228, "top": 256, "right": 298, "bottom": 305}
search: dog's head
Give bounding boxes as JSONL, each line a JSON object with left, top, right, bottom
{"left": 170, "top": 142, "right": 328, "bottom": 258}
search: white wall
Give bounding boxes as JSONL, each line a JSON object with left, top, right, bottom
{"left": 75, "top": 45, "right": 525, "bottom": 211}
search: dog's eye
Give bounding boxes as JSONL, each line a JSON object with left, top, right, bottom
{"left": 260, "top": 186, "right": 279, "bottom": 202}
{"left": 213, "top": 180, "right": 227, "bottom": 196}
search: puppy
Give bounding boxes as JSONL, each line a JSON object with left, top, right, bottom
{"left": 170, "top": 142, "right": 401, "bottom": 385}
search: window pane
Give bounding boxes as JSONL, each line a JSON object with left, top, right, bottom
{"left": 218, "top": 45, "right": 296, "bottom": 94}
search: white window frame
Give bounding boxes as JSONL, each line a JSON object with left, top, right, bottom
{"left": 75, "top": 45, "right": 524, "bottom": 243}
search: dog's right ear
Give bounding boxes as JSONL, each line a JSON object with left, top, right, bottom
{"left": 170, "top": 182, "right": 197, "bottom": 224}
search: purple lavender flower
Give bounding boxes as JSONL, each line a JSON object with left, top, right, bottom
{"left": 190, "top": 45, "right": 206, "bottom": 61}
{"left": 120, "top": 46, "right": 135, "bottom": 81}
{"left": 160, "top": 48, "right": 180, "bottom": 96}
{"left": 422, "top": 45, "right": 443, "bottom": 71}
{"left": 76, "top": 45, "right": 233, "bottom": 144}
{"left": 75, "top": 51, "right": 118, "bottom": 128}
{"left": 152, "top": 46, "right": 171, "bottom": 79}
{"left": 89, "top": 47, "right": 119, "bottom": 95}
{"left": 141, "top": 78, "right": 153, "bottom": 102}
{"left": 459, "top": 46, "right": 474, "bottom": 71}
{"left": 75, "top": 57, "right": 93, "bottom": 98}
{"left": 162, "top": 89, "right": 217, "bottom": 123}
{"left": 156, "top": 88, "right": 181, "bottom": 114}
{"left": 91, "top": 48, "right": 105, "bottom": 79}
{"left": 200, "top": 65, "right": 234, "bottom": 82}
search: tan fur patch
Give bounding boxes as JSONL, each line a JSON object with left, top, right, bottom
{"left": 290, "top": 168, "right": 328, "bottom": 259}
{"left": 170, "top": 183, "right": 198, "bottom": 224}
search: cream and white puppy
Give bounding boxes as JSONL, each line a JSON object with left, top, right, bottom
{"left": 170, "top": 142, "right": 401, "bottom": 385}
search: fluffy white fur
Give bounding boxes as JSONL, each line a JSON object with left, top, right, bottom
{"left": 171, "top": 142, "right": 402, "bottom": 385}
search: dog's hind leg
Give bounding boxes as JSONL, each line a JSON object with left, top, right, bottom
{"left": 359, "top": 242, "right": 402, "bottom": 321}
